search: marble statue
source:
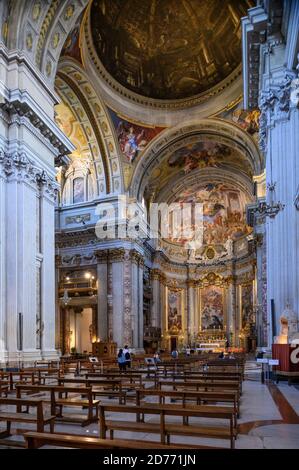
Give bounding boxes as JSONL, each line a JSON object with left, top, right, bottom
{"left": 275, "top": 303, "right": 298, "bottom": 344}
{"left": 225, "top": 237, "right": 234, "bottom": 257}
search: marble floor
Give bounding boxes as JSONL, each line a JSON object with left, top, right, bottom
{"left": 0, "top": 371, "right": 299, "bottom": 449}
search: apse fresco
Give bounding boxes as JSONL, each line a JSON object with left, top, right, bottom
{"left": 201, "top": 286, "right": 224, "bottom": 330}
{"left": 174, "top": 183, "right": 252, "bottom": 245}
{"left": 91, "top": 0, "right": 254, "bottom": 100}
{"left": 168, "top": 291, "right": 182, "bottom": 331}
{"left": 108, "top": 108, "right": 165, "bottom": 162}
{"left": 241, "top": 284, "right": 254, "bottom": 329}
{"left": 168, "top": 142, "right": 231, "bottom": 173}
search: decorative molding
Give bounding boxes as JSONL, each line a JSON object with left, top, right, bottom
{"left": 258, "top": 70, "right": 297, "bottom": 152}
{"left": 65, "top": 213, "right": 91, "bottom": 225}
{"left": 0, "top": 150, "right": 58, "bottom": 200}
{"left": 0, "top": 99, "right": 71, "bottom": 157}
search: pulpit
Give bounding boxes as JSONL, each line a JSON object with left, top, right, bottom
{"left": 92, "top": 341, "right": 117, "bottom": 358}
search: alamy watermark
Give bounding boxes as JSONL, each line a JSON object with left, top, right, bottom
{"left": 94, "top": 196, "right": 204, "bottom": 248}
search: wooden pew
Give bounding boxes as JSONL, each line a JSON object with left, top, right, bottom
{"left": 15, "top": 384, "right": 99, "bottom": 426}
{"left": 0, "top": 397, "right": 55, "bottom": 446}
{"left": 0, "top": 380, "right": 9, "bottom": 397}
{"left": 135, "top": 388, "right": 240, "bottom": 422}
{"left": 99, "top": 403, "right": 236, "bottom": 448}
{"left": 5, "top": 371, "right": 37, "bottom": 391}
{"left": 57, "top": 377, "right": 126, "bottom": 404}
{"left": 21, "top": 368, "right": 61, "bottom": 385}
{"left": 85, "top": 371, "right": 144, "bottom": 385}
{"left": 158, "top": 379, "right": 241, "bottom": 398}
{"left": 24, "top": 431, "right": 211, "bottom": 449}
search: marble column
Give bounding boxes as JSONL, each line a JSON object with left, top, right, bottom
{"left": 186, "top": 280, "right": 196, "bottom": 344}
{"left": 41, "top": 186, "right": 58, "bottom": 359}
{"left": 131, "top": 251, "right": 144, "bottom": 351}
{"left": 226, "top": 279, "right": 236, "bottom": 345}
{"left": 110, "top": 249, "right": 125, "bottom": 348}
{"left": 151, "top": 270, "right": 161, "bottom": 328}
{"left": 96, "top": 251, "right": 108, "bottom": 342}
{"left": 0, "top": 159, "right": 6, "bottom": 363}
{"left": 0, "top": 44, "right": 73, "bottom": 364}
{"left": 259, "top": 52, "right": 299, "bottom": 345}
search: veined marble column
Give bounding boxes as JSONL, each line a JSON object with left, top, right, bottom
{"left": 111, "top": 249, "right": 125, "bottom": 348}
{"left": 151, "top": 270, "right": 161, "bottom": 328}
{"left": 225, "top": 278, "right": 234, "bottom": 344}
{"left": 96, "top": 251, "right": 108, "bottom": 342}
{"left": 186, "top": 280, "right": 197, "bottom": 344}
{"left": 131, "top": 252, "right": 144, "bottom": 351}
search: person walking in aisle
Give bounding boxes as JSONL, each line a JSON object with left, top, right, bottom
{"left": 117, "top": 348, "right": 126, "bottom": 372}
{"left": 123, "top": 345, "right": 131, "bottom": 369}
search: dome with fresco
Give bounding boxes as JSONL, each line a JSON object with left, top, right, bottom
{"left": 90, "top": 0, "right": 254, "bottom": 101}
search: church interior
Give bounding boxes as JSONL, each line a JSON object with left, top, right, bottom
{"left": 0, "top": 0, "right": 299, "bottom": 451}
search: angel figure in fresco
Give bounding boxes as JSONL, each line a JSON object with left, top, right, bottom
{"left": 117, "top": 122, "right": 147, "bottom": 163}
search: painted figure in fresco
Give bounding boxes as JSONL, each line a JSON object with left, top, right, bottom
{"left": 116, "top": 122, "right": 148, "bottom": 162}
{"left": 73, "top": 177, "right": 84, "bottom": 204}
{"left": 201, "top": 286, "right": 224, "bottom": 330}
{"left": 168, "top": 142, "right": 230, "bottom": 174}
{"left": 173, "top": 182, "right": 251, "bottom": 246}
{"left": 232, "top": 109, "right": 260, "bottom": 135}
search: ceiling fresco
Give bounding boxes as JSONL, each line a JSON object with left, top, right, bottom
{"left": 55, "top": 102, "right": 88, "bottom": 156}
{"left": 90, "top": 0, "right": 254, "bottom": 100}
{"left": 108, "top": 108, "right": 165, "bottom": 163}
{"left": 168, "top": 141, "right": 232, "bottom": 174}
{"left": 146, "top": 139, "right": 253, "bottom": 197}
{"left": 61, "top": 10, "right": 85, "bottom": 64}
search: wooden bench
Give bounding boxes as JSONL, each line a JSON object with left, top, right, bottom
{"left": 0, "top": 380, "right": 9, "bottom": 397}
{"left": 24, "top": 431, "right": 206, "bottom": 449}
{"left": 85, "top": 371, "right": 144, "bottom": 386}
{"left": 16, "top": 384, "right": 99, "bottom": 426}
{"left": 0, "top": 397, "right": 55, "bottom": 446}
{"left": 21, "top": 368, "right": 61, "bottom": 385}
{"left": 135, "top": 388, "right": 239, "bottom": 422}
{"left": 158, "top": 379, "right": 241, "bottom": 398}
{"left": 57, "top": 377, "right": 126, "bottom": 404}
{"left": 99, "top": 403, "right": 236, "bottom": 449}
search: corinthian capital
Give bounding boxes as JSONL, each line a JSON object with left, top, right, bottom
{"left": 0, "top": 150, "right": 58, "bottom": 200}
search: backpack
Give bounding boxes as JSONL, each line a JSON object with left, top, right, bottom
{"left": 125, "top": 352, "right": 130, "bottom": 360}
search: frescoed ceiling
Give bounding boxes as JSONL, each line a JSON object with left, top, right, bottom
{"left": 90, "top": 0, "right": 254, "bottom": 100}
{"left": 146, "top": 139, "right": 254, "bottom": 197}
{"left": 55, "top": 102, "right": 88, "bottom": 158}
{"left": 108, "top": 108, "right": 166, "bottom": 163}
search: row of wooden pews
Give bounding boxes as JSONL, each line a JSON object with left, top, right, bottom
{"left": 0, "top": 354, "right": 245, "bottom": 449}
